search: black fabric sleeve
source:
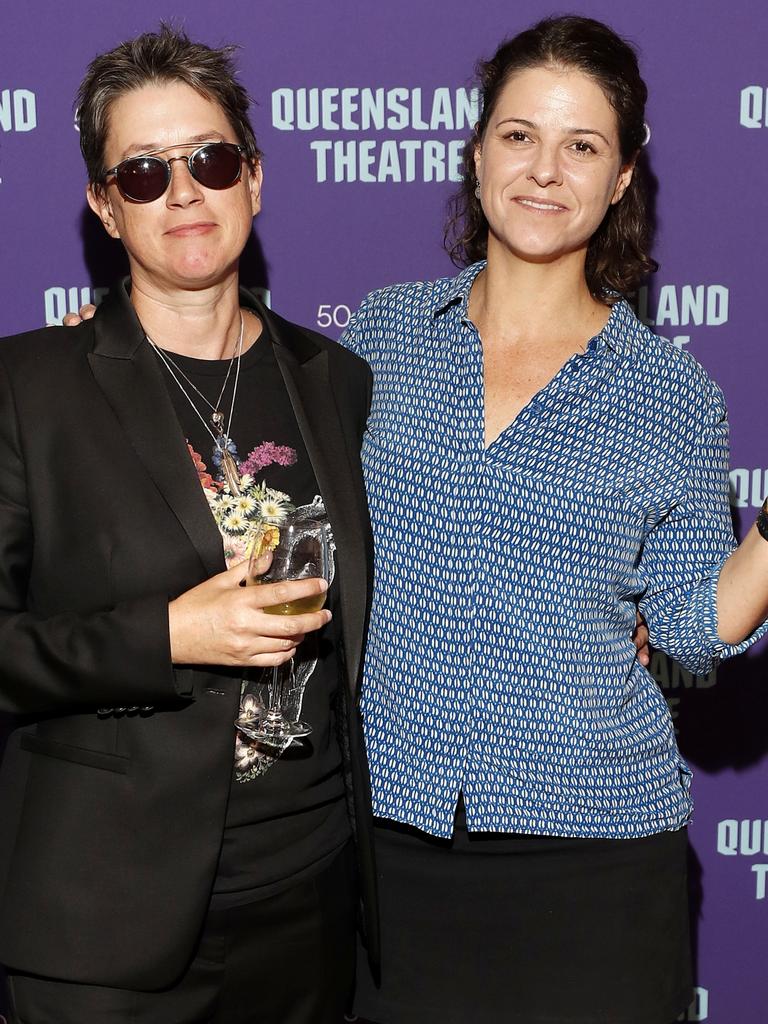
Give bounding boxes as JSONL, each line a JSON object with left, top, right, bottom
{"left": 0, "top": 355, "right": 184, "bottom": 714}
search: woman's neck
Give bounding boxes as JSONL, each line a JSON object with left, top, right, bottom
{"left": 129, "top": 273, "right": 260, "bottom": 359}
{"left": 469, "top": 243, "right": 609, "bottom": 346}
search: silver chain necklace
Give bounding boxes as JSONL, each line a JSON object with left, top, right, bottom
{"left": 146, "top": 312, "right": 245, "bottom": 494}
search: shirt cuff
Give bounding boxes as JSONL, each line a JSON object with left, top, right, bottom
{"left": 694, "top": 560, "right": 768, "bottom": 661}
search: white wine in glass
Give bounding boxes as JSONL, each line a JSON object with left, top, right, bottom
{"left": 261, "top": 592, "right": 327, "bottom": 615}
{"left": 235, "top": 511, "right": 331, "bottom": 744}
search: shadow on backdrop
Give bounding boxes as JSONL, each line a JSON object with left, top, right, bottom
{"left": 627, "top": 147, "right": 660, "bottom": 317}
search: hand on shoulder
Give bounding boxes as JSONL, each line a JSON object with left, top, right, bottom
{"left": 59, "top": 304, "right": 97, "bottom": 327}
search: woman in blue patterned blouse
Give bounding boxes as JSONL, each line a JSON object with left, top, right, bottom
{"left": 341, "top": 15, "right": 768, "bottom": 1024}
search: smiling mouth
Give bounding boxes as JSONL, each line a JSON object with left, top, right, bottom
{"left": 514, "top": 197, "right": 566, "bottom": 212}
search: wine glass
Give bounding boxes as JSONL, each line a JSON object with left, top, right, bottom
{"left": 235, "top": 510, "right": 330, "bottom": 744}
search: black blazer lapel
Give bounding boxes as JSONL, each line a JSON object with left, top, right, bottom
{"left": 252, "top": 301, "right": 369, "bottom": 697}
{"left": 87, "top": 285, "right": 225, "bottom": 580}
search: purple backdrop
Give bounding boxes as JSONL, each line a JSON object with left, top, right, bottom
{"left": 1, "top": 1, "right": 766, "bottom": 1020}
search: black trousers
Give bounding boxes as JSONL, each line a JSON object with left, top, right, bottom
{"left": 355, "top": 820, "right": 691, "bottom": 1024}
{"left": 4, "top": 843, "right": 355, "bottom": 1024}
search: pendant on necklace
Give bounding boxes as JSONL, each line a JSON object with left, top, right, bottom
{"left": 210, "top": 410, "right": 225, "bottom": 433}
{"left": 221, "top": 448, "right": 241, "bottom": 495}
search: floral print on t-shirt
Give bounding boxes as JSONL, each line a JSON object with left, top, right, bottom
{"left": 188, "top": 441, "right": 334, "bottom": 782}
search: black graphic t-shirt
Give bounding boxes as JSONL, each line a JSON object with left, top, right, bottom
{"left": 157, "top": 321, "right": 350, "bottom": 904}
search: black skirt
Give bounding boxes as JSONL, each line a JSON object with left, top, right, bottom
{"left": 355, "top": 809, "right": 692, "bottom": 1024}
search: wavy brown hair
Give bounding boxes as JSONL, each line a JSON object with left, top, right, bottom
{"left": 445, "top": 15, "right": 657, "bottom": 300}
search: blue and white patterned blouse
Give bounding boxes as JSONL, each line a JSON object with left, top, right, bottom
{"left": 340, "top": 262, "right": 765, "bottom": 839}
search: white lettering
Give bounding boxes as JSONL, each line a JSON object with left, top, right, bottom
{"left": 310, "top": 140, "right": 332, "bottom": 183}
{"left": 321, "top": 88, "right": 339, "bottom": 130}
{"left": 378, "top": 140, "right": 401, "bottom": 182}
{"left": 677, "top": 987, "right": 709, "bottom": 1021}
{"left": 385, "top": 88, "right": 408, "bottom": 130}
{"left": 423, "top": 139, "right": 445, "bottom": 182}
{"left": 316, "top": 304, "right": 351, "bottom": 329}
{"left": 334, "top": 140, "right": 356, "bottom": 182}
{"left": 717, "top": 819, "right": 768, "bottom": 856}
{"left": 400, "top": 140, "right": 420, "bottom": 182}
{"left": 271, "top": 88, "right": 294, "bottom": 131}
{"left": 679, "top": 285, "right": 704, "bottom": 326}
{"left": 340, "top": 87, "right": 359, "bottom": 130}
{"left": 729, "top": 468, "right": 768, "bottom": 508}
{"left": 741, "top": 819, "right": 764, "bottom": 855}
{"left": 753, "top": 864, "right": 768, "bottom": 899}
{"left": 637, "top": 285, "right": 729, "bottom": 328}
{"left": 307, "top": 138, "right": 465, "bottom": 183}
{"left": 448, "top": 138, "right": 464, "bottom": 181}
{"left": 656, "top": 285, "right": 679, "bottom": 326}
{"left": 0, "top": 88, "right": 37, "bottom": 132}
{"left": 333, "top": 304, "right": 351, "bottom": 328}
{"left": 273, "top": 87, "right": 477, "bottom": 132}
{"left": 411, "top": 88, "right": 428, "bottom": 130}
{"left": 706, "top": 285, "right": 728, "bottom": 325}
{"left": 456, "top": 88, "right": 480, "bottom": 130}
{"left": 730, "top": 468, "right": 748, "bottom": 508}
{"left": 739, "top": 85, "right": 766, "bottom": 128}
{"left": 44, "top": 286, "right": 109, "bottom": 326}
{"left": 431, "top": 88, "right": 454, "bottom": 130}
{"left": 361, "top": 88, "right": 385, "bottom": 131}
{"left": 716, "top": 819, "right": 738, "bottom": 856}
{"left": 358, "top": 140, "right": 376, "bottom": 183}
{"left": 296, "top": 88, "right": 319, "bottom": 131}
{"left": 271, "top": 87, "right": 479, "bottom": 183}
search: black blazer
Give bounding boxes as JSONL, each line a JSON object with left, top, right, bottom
{"left": 0, "top": 282, "right": 378, "bottom": 989}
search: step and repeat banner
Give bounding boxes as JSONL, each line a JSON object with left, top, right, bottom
{"left": 0, "top": 0, "right": 766, "bottom": 1019}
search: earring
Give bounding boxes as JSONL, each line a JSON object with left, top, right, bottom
{"left": 474, "top": 178, "right": 481, "bottom": 199}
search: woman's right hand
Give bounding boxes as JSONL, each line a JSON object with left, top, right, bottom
{"left": 168, "top": 561, "right": 330, "bottom": 667}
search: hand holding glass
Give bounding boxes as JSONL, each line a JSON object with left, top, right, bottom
{"left": 235, "top": 512, "right": 330, "bottom": 744}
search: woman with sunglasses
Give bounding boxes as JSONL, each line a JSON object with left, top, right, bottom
{"left": 0, "top": 26, "right": 376, "bottom": 1024}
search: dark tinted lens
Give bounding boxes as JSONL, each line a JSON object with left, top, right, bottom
{"left": 190, "top": 144, "right": 243, "bottom": 189}
{"left": 116, "top": 156, "right": 170, "bottom": 203}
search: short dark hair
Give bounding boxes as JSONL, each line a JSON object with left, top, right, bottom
{"left": 445, "top": 15, "right": 657, "bottom": 299}
{"left": 76, "top": 23, "right": 261, "bottom": 186}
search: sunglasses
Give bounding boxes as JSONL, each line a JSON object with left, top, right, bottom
{"left": 103, "top": 142, "right": 247, "bottom": 203}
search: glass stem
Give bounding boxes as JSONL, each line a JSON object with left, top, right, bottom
{"left": 266, "top": 664, "right": 285, "bottom": 718}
